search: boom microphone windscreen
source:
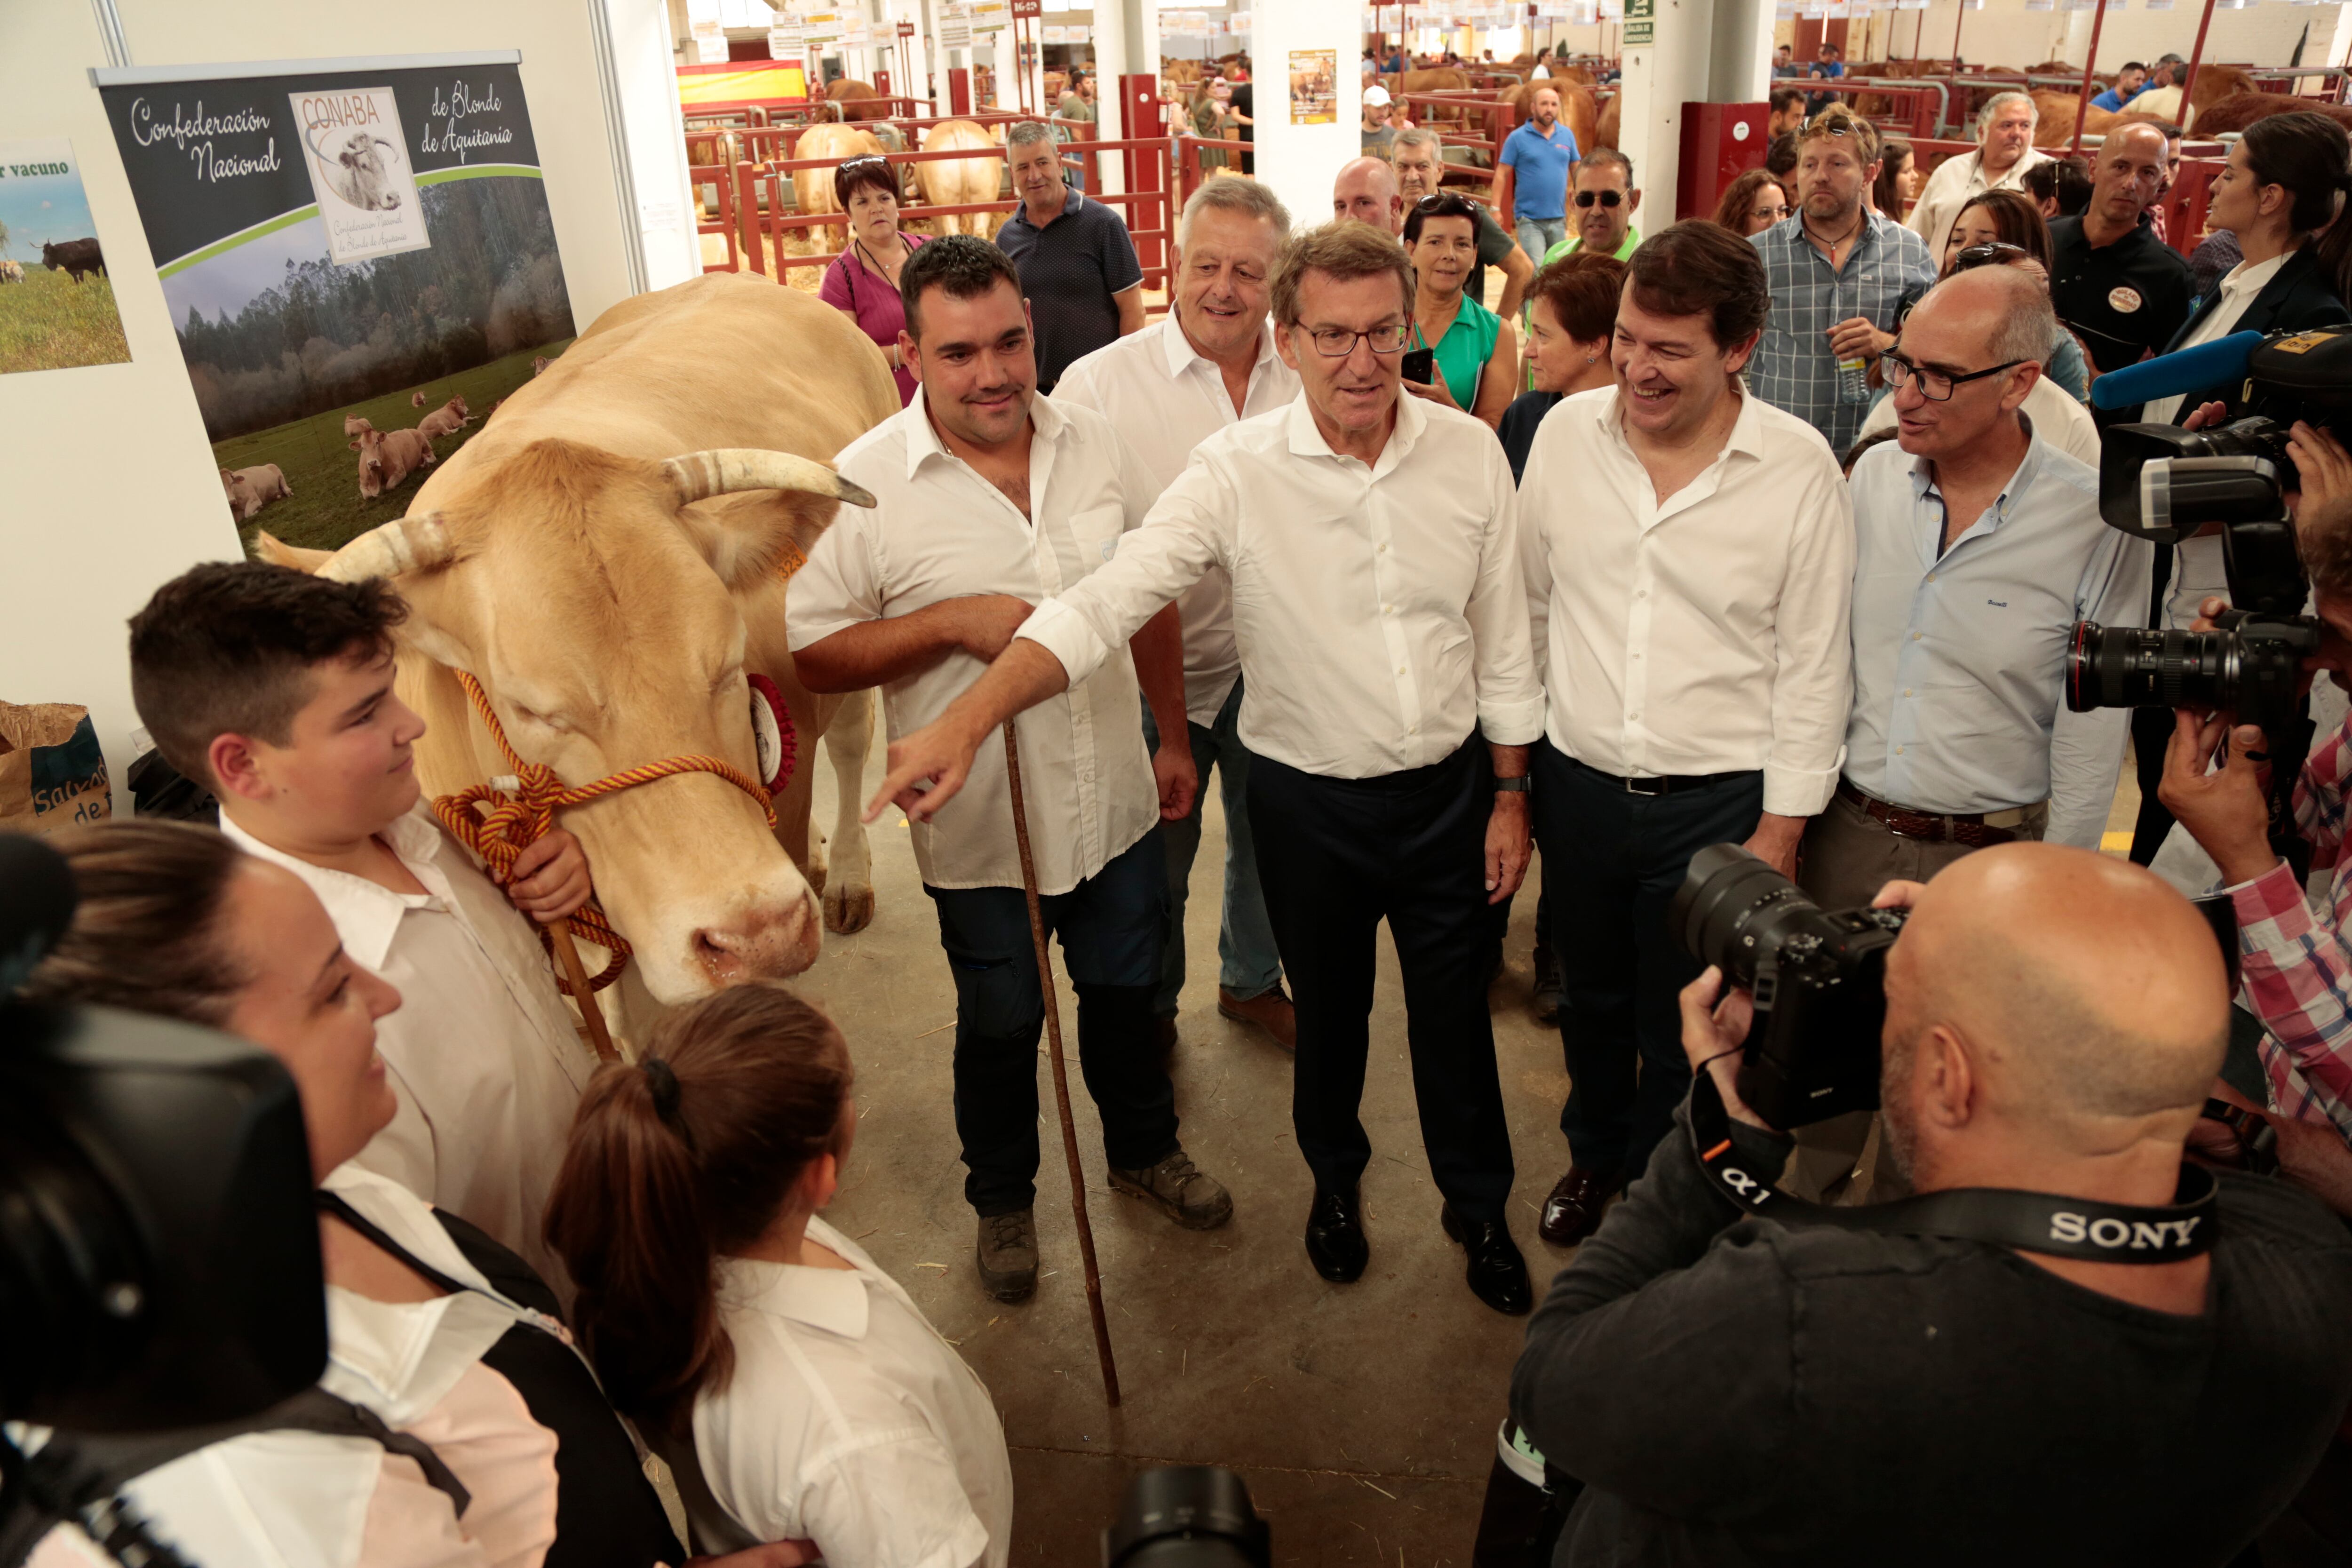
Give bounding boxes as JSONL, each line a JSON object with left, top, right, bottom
{"left": 2090, "top": 331, "right": 2263, "bottom": 412}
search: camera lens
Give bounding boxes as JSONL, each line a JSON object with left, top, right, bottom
{"left": 1104, "top": 1467, "right": 1270, "bottom": 1568}
{"left": 1668, "top": 844, "right": 1823, "bottom": 990}
{"left": 2065, "top": 621, "right": 2234, "bottom": 714}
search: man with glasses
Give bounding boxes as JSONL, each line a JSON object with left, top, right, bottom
{"left": 1905, "top": 91, "right": 2052, "bottom": 257}
{"left": 1749, "top": 104, "right": 1938, "bottom": 457}
{"left": 866, "top": 221, "right": 1547, "bottom": 1316}
{"left": 2048, "top": 122, "right": 2193, "bottom": 404}
{"left": 1539, "top": 149, "right": 1642, "bottom": 264}
{"left": 1788, "top": 266, "right": 2145, "bottom": 1202}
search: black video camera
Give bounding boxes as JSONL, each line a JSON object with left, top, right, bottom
{"left": 0, "top": 835, "right": 324, "bottom": 1432}
{"left": 1669, "top": 844, "right": 1906, "bottom": 1129}
{"left": 2066, "top": 326, "right": 2352, "bottom": 741}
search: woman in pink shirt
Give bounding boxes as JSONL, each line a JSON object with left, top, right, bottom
{"left": 818, "top": 154, "right": 929, "bottom": 406}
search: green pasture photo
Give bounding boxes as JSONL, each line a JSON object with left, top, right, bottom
{"left": 221, "top": 339, "right": 572, "bottom": 558}
{"left": 0, "top": 265, "right": 130, "bottom": 376}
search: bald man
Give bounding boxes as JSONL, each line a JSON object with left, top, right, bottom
{"left": 1511, "top": 844, "right": 2352, "bottom": 1567}
{"left": 1331, "top": 155, "right": 1402, "bottom": 233}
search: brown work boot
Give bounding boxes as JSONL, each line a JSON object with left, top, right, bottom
{"left": 1218, "top": 982, "right": 1296, "bottom": 1051}
{"left": 1109, "top": 1147, "right": 1234, "bottom": 1229}
{"left": 976, "top": 1209, "right": 1038, "bottom": 1302}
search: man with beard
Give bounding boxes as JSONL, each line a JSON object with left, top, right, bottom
{"left": 1496, "top": 85, "right": 1581, "bottom": 266}
{"left": 1056, "top": 177, "right": 1302, "bottom": 1055}
{"left": 1510, "top": 843, "right": 2352, "bottom": 1565}
{"left": 789, "top": 237, "right": 1233, "bottom": 1304}
{"left": 1748, "top": 103, "right": 1937, "bottom": 456}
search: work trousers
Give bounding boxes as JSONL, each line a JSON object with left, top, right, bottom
{"left": 925, "top": 828, "right": 1180, "bottom": 1216}
{"left": 1140, "top": 677, "right": 1285, "bottom": 1018}
{"left": 1249, "top": 738, "right": 1515, "bottom": 1225}
{"left": 1535, "top": 740, "right": 1764, "bottom": 1184}
{"left": 1514, "top": 216, "right": 1566, "bottom": 269}
{"left": 1797, "top": 789, "right": 2047, "bottom": 909}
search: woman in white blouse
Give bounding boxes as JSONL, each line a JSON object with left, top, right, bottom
{"left": 547, "top": 987, "right": 1014, "bottom": 1568}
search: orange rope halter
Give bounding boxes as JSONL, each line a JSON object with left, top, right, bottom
{"left": 430, "top": 669, "right": 779, "bottom": 995}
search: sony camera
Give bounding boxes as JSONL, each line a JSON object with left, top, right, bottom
{"left": 1669, "top": 844, "right": 1907, "bottom": 1129}
{"left": 2067, "top": 326, "right": 2352, "bottom": 741}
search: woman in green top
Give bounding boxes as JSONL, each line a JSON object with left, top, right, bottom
{"left": 1189, "top": 81, "right": 1231, "bottom": 172}
{"left": 1403, "top": 191, "right": 1517, "bottom": 430}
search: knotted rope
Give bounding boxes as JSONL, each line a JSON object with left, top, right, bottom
{"left": 429, "top": 669, "right": 780, "bottom": 999}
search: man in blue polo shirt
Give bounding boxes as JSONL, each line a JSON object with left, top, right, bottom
{"left": 2090, "top": 62, "right": 2149, "bottom": 113}
{"left": 995, "top": 120, "right": 1145, "bottom": 392}
{"left": 1497, "top": 86, "right": 1580, "bottom": 267}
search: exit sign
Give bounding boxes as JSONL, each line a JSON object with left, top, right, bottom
{"left": 1622, "top": 0, "right": 1654, "bottom": 43}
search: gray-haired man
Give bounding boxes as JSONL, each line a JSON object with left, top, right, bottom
{"left": 996, "top": 119, "right": 1144, "bottom": 390}
{"left": 1905, "top": 91, "right": 2053, "bottom": 256}
{"left": 1055, "top": 178, "right": 1303, "bottom": 1052}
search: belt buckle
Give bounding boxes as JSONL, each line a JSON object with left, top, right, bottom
{"left": 1625, "top": 774, "right": 1669, "bottom": 796}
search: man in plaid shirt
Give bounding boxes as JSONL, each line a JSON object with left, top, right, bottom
{"left": 1748, "top": 105, "right": 1937, "bottom": 458}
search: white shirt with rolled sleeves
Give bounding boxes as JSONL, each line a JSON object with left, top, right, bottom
{"left": 1015, "top": 390, "right": 1545, "bottom": 778}
{"left": 681, "top": 1216, "right": 1013, "bottom": 1568}
{"left": 787, "top": 388, "right": 1163, "bottom": 892}
{"left": 1518, "top": 386, "right": 1856, "bottom": 815}
{"left": 221, "top": 806, "right": 593, "bottom": 1288}
{"left": 1051, "top": 315, "right": 1302, "bottom": 727}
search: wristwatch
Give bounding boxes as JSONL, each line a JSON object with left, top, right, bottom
{"left": 1494, "top": 776, "right": 1530, "bottom": 794}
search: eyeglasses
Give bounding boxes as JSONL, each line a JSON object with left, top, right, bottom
{"left": 1304, "top": 324, "right": 1411, "bottom": 357}
{"left": 1573, "top": 189, "right": 1624, "bottom": 208}
{"left": 1951, "top": 240, "right": 2027, "bottom": 271}
{"left": 1883, "top": 349, "right": 2029, "bottom": 401}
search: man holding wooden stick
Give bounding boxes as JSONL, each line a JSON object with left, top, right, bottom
{"left": 790, "top": 236, "right": 1232, "bottom": 1305}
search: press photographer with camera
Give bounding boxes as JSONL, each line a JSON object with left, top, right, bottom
{"left": 1509, "top": 843, "right": 2352, "bottom": 1566}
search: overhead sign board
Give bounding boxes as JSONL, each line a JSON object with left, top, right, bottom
{"left": 1621, "top": 0, "right": 1654, "bottom": 43}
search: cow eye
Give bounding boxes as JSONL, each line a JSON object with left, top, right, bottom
{"left": 509, "top": 700, "right": 569, "bottom": 733}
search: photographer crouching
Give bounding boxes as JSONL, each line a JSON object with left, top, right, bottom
{"left": 1507, "top": 843, "right": 2352, "bottom": 1566}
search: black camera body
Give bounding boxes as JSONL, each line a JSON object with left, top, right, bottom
{"left": 1670, "top": 845, "right": 1906, "bottom": 1129}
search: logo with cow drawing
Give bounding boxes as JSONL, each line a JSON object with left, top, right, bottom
{"left": 292, "top": 87, "right": 428, "bottom": 264}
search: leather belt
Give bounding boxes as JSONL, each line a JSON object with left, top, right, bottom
{"left": 1569, "top": 756, "right": 1758, "bottom": 797}
{"left": 1836, "top": 779, "right": 2031, "bottom": 848}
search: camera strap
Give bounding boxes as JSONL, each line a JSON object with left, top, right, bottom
{"left": 1687, "top": 1074, "right": 2219, "bottom": 1263}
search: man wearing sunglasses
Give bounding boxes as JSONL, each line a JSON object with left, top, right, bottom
{"left": 866, "top": 222, "right": 1547, "bottom": 1317}
{"left": 1540, "top": 149, "right": 1642, "bottom": 266}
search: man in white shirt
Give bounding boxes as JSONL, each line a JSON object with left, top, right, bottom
{"left": 1906, "top": 91, "right": 2053, "bottom": 257}
{"left": 1055, "top": 177, "right": 1300, "bottom": 1055}
{"left": 1517, "top": 219, "right": 1856, "bottom": 1246}
{"left": 788, "top": 236, "right": 1232, "bottom": 1304}
{"left": 865, "top": 222, "right": 1549, "bottom": 1316}
{"left": 127, "top": 564, "right": 600, "bottom": 1287}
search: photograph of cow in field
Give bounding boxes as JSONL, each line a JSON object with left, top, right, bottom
{"left": 220, "top": 462, "right": 293, "bottom": 521}
{"left": 40, "top": 238, "right": 104, "bottom": 283}
{"left": 417, "top": 395, "right": 472, "bottom": 440}
{"left": 350, "top": 423, "right": 436, "bottom": 500}
{"left": 0, "top": 261, "right": 23, "bottom": 285}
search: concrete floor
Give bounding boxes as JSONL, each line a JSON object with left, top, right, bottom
{"left": 789, "top": 739, "right": 1565, "bottom": 1565}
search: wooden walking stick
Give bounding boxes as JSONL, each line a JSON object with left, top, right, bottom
{"left": 1000, "top": 720, "right": 1122, "bottom": 1408}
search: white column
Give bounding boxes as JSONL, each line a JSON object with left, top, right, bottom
{"left": 599, "top": 0, "right": 704, "bottom": 290}
{"left": 1093, "top": 0, "right": 1129, "bottom": 195}
{"left": 1708, "top": 0, "right": 1770, "bottom": 104}
{"left": 1253, "top": 0, "right": 1359, "bottom": 230}
{"left": 1617, "top": 0, "right": 1754, "bottom": 229}
{"left": 910, "top": 0, "right": 942, "bottom": 112}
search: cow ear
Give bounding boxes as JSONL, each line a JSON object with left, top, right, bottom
{"left": 674, "top": 493, "right": 838, "bottom": 595}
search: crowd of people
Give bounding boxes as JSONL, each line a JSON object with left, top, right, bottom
{"left": 17, "top": 68, "right": 2352, "bottom": 1568}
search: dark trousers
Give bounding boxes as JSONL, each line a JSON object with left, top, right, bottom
{"left": 925, "top": 828, "right": 1179, "bottom": 1215}
{"left": 2129, "top": 703, "right": 2177, "bottom": 864}
{"left": 1534, "top": 740, "right": 1764, "bottom": 1182}
{"left": 1248, "top": 739, "right": 1515, "bottom": 1225}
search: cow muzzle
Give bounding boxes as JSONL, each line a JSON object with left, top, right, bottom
{"left": 689, "top": 888, "right": 822, "bottom": 988}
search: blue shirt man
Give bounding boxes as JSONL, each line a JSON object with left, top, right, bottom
{"left": 2091, "top": 64, "right": 2149, "bottom": 113}
{"left": 1499, "top": 88, "right": 1581, "bottom": 266}
{"left": 1804, "top": 48, "right": 1845, "bottom": 112}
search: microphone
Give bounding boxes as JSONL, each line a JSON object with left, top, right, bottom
{"left": 0, "top": 833, "right": 79, "bottom": 995}
{"left": 2090, "top": 330, "right": 2263, "bottom": 412}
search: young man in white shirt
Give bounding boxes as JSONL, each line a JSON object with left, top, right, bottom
{"left": 864, "top": 222, "right": 1549, "bottom": 1316}
{"left": 788, "top": 236, "right": 1232, "bottom": 1304}
{"left": 1517, "top": 219, "right": 1856, "bottom": 1246}
{"left": 127, "top": 564, "right": 601, "bottom": 1286}
{"left": 1055, "top": 177, "right": 1301, "bottom": 1055}
{"left": 1906, "top": 91, "right": 2053, "bottom": 257}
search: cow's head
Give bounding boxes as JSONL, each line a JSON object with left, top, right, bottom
{"left": 350, "top": 428, "right": 387, "bottom": 497}
{"left": 272, "top": 438, "right": 872, "bottom": 1003}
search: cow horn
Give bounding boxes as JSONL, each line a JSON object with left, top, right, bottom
{"left": 662, "top": 449, "right": 877, "bottom": 510}
{"left": 315, "top": 512, "right": 456, "bottom": 583}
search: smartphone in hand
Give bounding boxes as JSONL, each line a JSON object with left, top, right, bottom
{"left": 1401, "top": 347, "right": 1436, "bottom": 386}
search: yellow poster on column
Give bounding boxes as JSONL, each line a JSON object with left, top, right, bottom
{"left": 1288, "top": 48, "right": 1338, "bottom": 124}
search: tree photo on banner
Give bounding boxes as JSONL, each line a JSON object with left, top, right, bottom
{"left": 95, "top": 54, "right": 576, "bottom": 555}
{"left": 0, "top": 139, "right": 130, "bottom": 376}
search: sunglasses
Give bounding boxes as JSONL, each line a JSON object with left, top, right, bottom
{"left": 838, "top": 154, "right": 890, "bottom": 171}
{"left": 1573, "top": 189, "right": 1623, "bottom": 208}
{"left": 1952, "top": 240, "right": 2027, "bottom": 271}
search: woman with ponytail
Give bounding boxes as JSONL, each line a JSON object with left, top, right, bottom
{"left": 546, "top": 987, "right": 1013, "bottom": 1568}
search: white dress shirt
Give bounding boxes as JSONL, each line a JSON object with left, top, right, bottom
{"left": 1858, "top": 369, "right": 2101, "bottom": 468}
{"left": 1017, "top": 390, "right": 1546, "bottom": 779}
{"left": 680, "top": 1215, "right": 1013, "bottom": 1568}
{"left": 2146, "top": 250, "right": 2295, "bottom": 630}
{"left": 789, "top": 388, "right": 1162, "bottom": 892}
{"left": 1906, "top": 145, "right": 2056, "bottom": 259}
{"left": 1519, "top": 385, "right": 1857, "bottom": 816}
{"left": 1843, "top": 428, "right": 2149, "bottom": 849}
{"left": 1053, "top": 314, "right": 1302, "bottom": 727}
{"left": 222, "top": 806, "right": 594, "bottom": 1286}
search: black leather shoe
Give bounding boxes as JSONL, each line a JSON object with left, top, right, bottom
{"left": 1304, "top": 1188, "right": 1369, "bottom": 1282}
{"left": 1538, "top": 1166, "right": 1617, "bottom": 1248}
{"left": 1443, "top": 1204, "right": 1533, "bottom": 1316}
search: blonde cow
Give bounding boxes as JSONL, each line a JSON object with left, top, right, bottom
{"left": 418, "top": 395, "right": 472, "bottom": 440}
{"left": 914, "top": 119, "right": 1006, "bottom": 240}
{"left": 261, "top": 272, "right": 897, "bottom": 1011}
{"left": 789, "top": 122, "right": 888, "bottom": 255}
